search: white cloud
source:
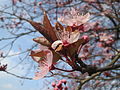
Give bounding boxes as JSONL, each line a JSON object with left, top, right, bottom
{"left": 2, "top": 83, "right": 13, "bottom": 89}
{"left": 0, "top": 72, "right": 9, "bottom": 78}
{"left": 0, "top": 83, "right": 22, "bottom": 90}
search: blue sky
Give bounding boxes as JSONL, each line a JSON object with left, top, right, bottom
{"left": 0, "top": 0, "right": 51, "bottom": 90}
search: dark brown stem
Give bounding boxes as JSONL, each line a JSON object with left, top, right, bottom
{"left": 75, "top": 53, "right": 87, "bottom": 68}
{"left": 3, "top": 71, "right": 32, "bottom": 80}
{"left": 97, "top": 64, "right": 120, "bottom": 72}
{"left": 55, "top": 67, "right": 74, "bottom": 72}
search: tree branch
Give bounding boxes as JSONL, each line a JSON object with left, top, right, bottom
{"left": 2, "top": 71, "right": 32, "bottom": 80}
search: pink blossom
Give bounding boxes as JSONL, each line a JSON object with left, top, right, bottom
{"left": 58, "top": 8, "right": 90, "bottom": 26}
{"left": 82, "top": 35, "right": 89, "bottom": 43}
{"left": 64, "top": 87, "right": 68, "bottom": 90}
{"left": 83, "top": 22, "right": 97, "bottom": 32}
{"left": 12, "top": 0, "right": 18, "bottom": 5}
{"left": 54, "top": 88, "right": 59, "bottom": 90}
{"left": 97, "top": 42, "right": 104, "bottom": 47}
{"left": 51, "top": 30, "right": 80, "bottom": 51}
{"left": 57, "top": 8, "right": 97, "bottom": 33}
{"left": 38, "top": 2, "right": 42, "bottom": 5}
{"left": 30, "top": 45, "right": 53, "bottom": 80}
{"left": 99, "top": 33, "right": 114, "bottom": 42}
{"left": 61, "top": 79, "right": 67, "bottom": 84}
{"left": 56, "top": 82, "right": 62, "bottom": 88}
{"left": 52, "top": 82, "right": 56, "bottom": 87}
{"left": 84, "top": 0, "right": 96, "bottom": 2}
{"left": 12, "top": 0, "right": 21, "bottom": 5}
{"left": 106, "top": 39, "right": 114, "bottom": 45}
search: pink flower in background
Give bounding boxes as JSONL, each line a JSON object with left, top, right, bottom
{"left": 12, "top": 0, "right": 22, "bottom": 5}
{"left": 84, "top": 0, "right": 96, "bottom": 2}
{"left": 30, "top": 45, "right": 53, "bottom": 80}
{"left": 97, "top": 42, "right": 104, "bottom": 47}
{"left": 99, "top": 33, "right": 114, "bottom": 42}
{"left": 12, "top": 0, "right": 18, "bottom": 4}
{"left": 58, "top": 8, "right": 90, "bottom": 26}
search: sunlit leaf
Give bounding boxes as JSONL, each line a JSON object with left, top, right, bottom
{"left": 30, "top": 50, "right": 47, "bottom": 57}
{"left": 33, "top": 37, "right": 51, "bottom": 47}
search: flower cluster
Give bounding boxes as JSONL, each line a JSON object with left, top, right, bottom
{"left": 52, "top": 79, "right": 67, "bottom": 90}
{"left": 30, "top": 8, "right": 94, "bottom": 80}
{"left": 30, "top": 45, "right": 53, "bottom": 80}
{"left": 0, "top": 64, "right": 7, "bottom": 71}
{"left": 58, "top": 8, "right": 90, "bottom": 26}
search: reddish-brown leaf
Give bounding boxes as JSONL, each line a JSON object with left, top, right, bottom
{"left": 43, "top": 13, "right": 58, "bottom": 41}
{"left": 28, "top": 20, "right": 53, "bottom": 43}
{"left": 30, "top": 50, "right": 47, "bottom": 57}
{"left": 55, "top": 22, "right": 64, "bottom": 30}
{"left": 65, "top": 26, "right": 72, "bottom": 32}
{"left": 67, "top": 38, "right": 85, "bottom": 57}
{"left": 33, "top": 37, "right": 51, "bottom": 47}
{"left": 52, "top": 50, "right": 61, "bottom": 64}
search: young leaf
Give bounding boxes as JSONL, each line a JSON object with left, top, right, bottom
{"left": 67, "top": 38, "right": 85, "bottom": 57}
{"left": 43, "top": 13, "right": 58, "bottom": 41}
{"left": 33, "top": 37, "right": 51, "bottom": 47}
{"left": 30, "top": 50, "right": 47, "bottom": 57}
{"left": 28, "top": 20, "right": 53, "bottom": 43}
{"left": 55, "top": 22, "right": 64, "bottom": 30}
{"left": 52, "top": 50, "right": 61, "bottom": 64}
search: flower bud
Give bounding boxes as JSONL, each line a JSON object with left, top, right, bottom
{"left": 56, "top": 82, "right": 62, "bottom": 88}
{"left": 38, "top": 2, "right": 42, "bottom": 5}
{"left": 61, "top": 79, "right": 67, "bottom": 84}
{"left": 51, "top": 40, "right": 62, "bottom": 50}
{"left": 52, "top": 82, "right": 56, "bottom": 87}
{"left": 64, "top": 86, "right": 68, "bottom": 90}
{"left": 82, "top": 35, "right": 89, "bottom": 43}
{"left": 54, "top": 88, "right": 59, "bottom": 90}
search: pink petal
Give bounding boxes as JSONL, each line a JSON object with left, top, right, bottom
{"left": 69, "top": 30, "right": 80, "bottom": 43}
{"left": 39, "top": 44, "right": 48, "bottom": 50}
{"left": 30, "top": 45, "right": 53, "bottom": 80}
{"left": 33, "top": 66, "right": 49, "bottom": 80}
{"left": 45, "top": 49, "right": 53, "bottom": 66}
{"left": 70, "top": 8, "right": 78, "bottom": 16}
{"left": 79, "top": 13, "right": 90, "bottom": 24}
{"left": 31, "top": 49, "right": 53, "bottom": 66}
{"left": 51, "top": 40, "right": 62, "bottom": 50}
{"left": 30, "top": 49, "right": 45, "bottom": 62}
{"left": 83, "top": 22, "right": 97, "bottom": 31}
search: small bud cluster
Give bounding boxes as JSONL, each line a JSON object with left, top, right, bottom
{"left": 52, "top": 79, "right": 68, "bottom": 90}
{"left": 0, "top": 64, "right": 7, "bottom": 71}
